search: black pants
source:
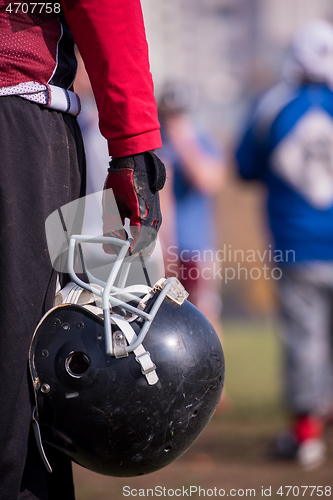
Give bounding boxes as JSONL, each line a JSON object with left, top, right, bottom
{"left": 0, "top": 96, "right": 86, "bottom": 500}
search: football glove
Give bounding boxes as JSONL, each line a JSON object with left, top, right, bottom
{"left": 102, "top": 151, "right": 166, "bottom": 256}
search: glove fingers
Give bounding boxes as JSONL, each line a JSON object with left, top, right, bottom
{"left": 129, "top": 225, "right": 157, "bottom": 256}
{"left": 102, "top": 227, "right": 128, "bottom": 255}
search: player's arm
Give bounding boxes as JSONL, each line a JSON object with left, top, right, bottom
{"left": 164, "top": 114, "right": 226, "bottom": 196}
{"left": 60, "top": 0, "right": 161, "bottom": 157}
{"left": 60, "top": 0, "right": 165, "bottom": 255}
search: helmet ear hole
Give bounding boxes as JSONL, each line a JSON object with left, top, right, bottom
{"left": 65, "top": 351, "right": 90, "bottom": 378}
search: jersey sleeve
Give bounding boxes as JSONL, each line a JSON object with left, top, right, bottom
{"left": 60, "top": 0, "right": 162, "bottom": 157}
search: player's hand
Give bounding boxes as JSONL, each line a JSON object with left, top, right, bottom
{"left": 102, "top": 151, "right": 166, "bottom": 256}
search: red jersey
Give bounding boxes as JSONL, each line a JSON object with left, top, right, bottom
{"left": 0, "top": 0, "right": 162, "bottom": 157}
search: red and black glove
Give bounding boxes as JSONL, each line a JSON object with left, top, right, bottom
{"left": 102, "top": 151, "right": 166, "bottom": 256}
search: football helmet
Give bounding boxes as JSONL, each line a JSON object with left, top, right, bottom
{"left": 30, "top": 190, "right": 225, "bottom": 477}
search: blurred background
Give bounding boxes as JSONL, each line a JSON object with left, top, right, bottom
{"left": 73, "top": 1, "right": 333, "bottom": 498}
{"left": 141, "top": 0, "right": 333, "bottom": 319}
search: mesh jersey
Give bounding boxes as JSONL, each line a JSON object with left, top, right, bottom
{"left": 0, "top": 0, "right": 162, "bottom": 157}
{"left": 0, "top": 4, "right": 76, "bottom": 90}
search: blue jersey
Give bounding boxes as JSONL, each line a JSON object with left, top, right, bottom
{"left": 236, "top": 82, "right": 333, "bottom": 262}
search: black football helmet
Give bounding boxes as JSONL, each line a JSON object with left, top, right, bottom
{"left": 30, "top": 192, "right": 225, "bottom": 477}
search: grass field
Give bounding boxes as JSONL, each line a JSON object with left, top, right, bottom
{"left": 73, "top": 319, "right": 333, "bottom": 500}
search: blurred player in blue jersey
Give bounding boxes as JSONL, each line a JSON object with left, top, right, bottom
{"left": 236, "top": 20, "right": 333, "bottom": 469}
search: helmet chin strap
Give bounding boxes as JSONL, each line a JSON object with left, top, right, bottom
{"left": 111, "top": 314, "right": 158, "bottom": 385}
